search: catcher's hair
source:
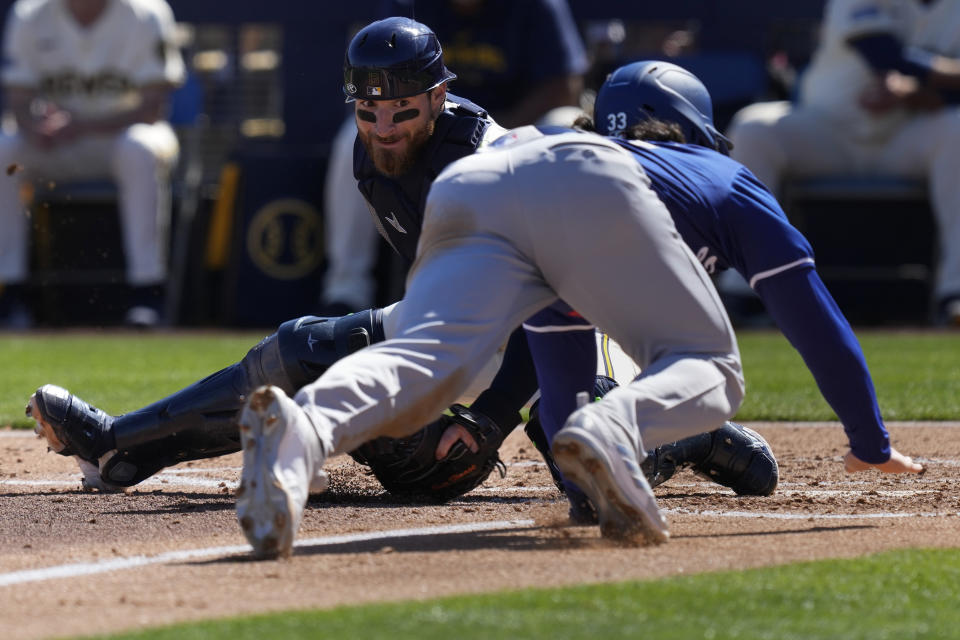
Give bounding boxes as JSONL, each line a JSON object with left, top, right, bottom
{"left": 572, "top": 114, "right": 688, "bottom": 144}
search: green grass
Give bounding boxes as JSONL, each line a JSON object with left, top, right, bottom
{"left": 3, "top": 329, "right": 959, "bottom": 428}
{"left": 4, "top": 330, "right": 959, "bottom": 639}
{"left": 0, "top": 332, "right": 266, "bottom": 428}
{"left": 83, "top": 548, "right": 960, "bottom": 640}
{"left": 736, "top": 330, "right": 960, "bottom": 421}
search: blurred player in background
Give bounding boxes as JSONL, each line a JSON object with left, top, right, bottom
{"left": 727, "top": 0, "right": 960, "bottom": 325}
{"left": 0, "top": 0, "right": 185, "bottom": 328}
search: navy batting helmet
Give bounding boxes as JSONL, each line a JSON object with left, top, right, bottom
{"left": 593, "top": 60, "right": 732, "bottom": 154}
{"left": 343, "top": 17, "right": 457, "bottom": 102}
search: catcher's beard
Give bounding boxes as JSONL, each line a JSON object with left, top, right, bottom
{"left": 359, "top": 107, "right": 439, "bottom": 178}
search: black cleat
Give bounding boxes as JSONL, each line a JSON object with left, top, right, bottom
{"left": 565, "top": 483, "right": 599, "bottom": 525}
{"left": 692, "top": 422, "right": 778, "bottom": 496}
{"left": 642, "top": 422, "right": 778, "bottom": 496}
{"left": 27, "top": 385, "right": 115, "bottom": 463}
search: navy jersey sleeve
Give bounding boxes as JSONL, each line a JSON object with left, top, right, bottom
{"left": 755, "top": 267, "right": 892, "bottom": 463}
{"left": 522, "top": 302, "right": 597, "bottom": 445}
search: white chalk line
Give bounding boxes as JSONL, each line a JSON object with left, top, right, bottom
{"left": 737, "top": 422, "right": 960, "bottom": 429}
{"left": 3, "top": 503, "right": 956, "bottom": 590}
{"left": 7, "top": 499, "right": 955, "bottom": 592}
{"left": 9, "top": 475, "right": 946, "bottom": 499}
{"left": 0, "top": 518, "right": 537, "bottom": 589}
{"left": 5, "top": 460, "right": 958, "bottom": 496}
{"left": 3, "top": 467, "right": 957, "bottom": 589}
{"left": 667, "top": 508, "right": 960, "bottom": 520}
{"left": 1, "top": 472, "right": 239, "bottom": 490}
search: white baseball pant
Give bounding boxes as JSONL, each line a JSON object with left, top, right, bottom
{"left": 729, "top": 100, "right": 960, "bottom": 299}
{"left": 0, "top": 121, "right": 178, "bottom": 286}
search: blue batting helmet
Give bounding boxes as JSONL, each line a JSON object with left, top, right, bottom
{"left": 343, "top": 17, "right": 457, "bottom": 102}
{"left": 593, "top": 60, "right": 732, "bottom": 154}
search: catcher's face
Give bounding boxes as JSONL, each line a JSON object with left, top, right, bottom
{"left": 355, "top": 87, "right": 446, "bottom": 177}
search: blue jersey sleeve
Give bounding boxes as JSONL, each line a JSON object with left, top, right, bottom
{"left": 617, "top": 141, "right": 815, "bottom": 286}
{"left": 755, "top": 267, "right": 892, "bottom": 463}
{"left": 523, "top": 302, "right": 597, "bottom": 444}
{"left": 720, "top": 167, "right": 816, "bottom": 288}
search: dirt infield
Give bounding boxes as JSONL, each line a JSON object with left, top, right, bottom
{"left": 2, "top": 422, "right": 959, "bottom": 640}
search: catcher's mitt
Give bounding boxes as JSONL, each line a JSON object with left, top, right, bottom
{"left": 349, "top": 403, "right": 507, "bottom": 502}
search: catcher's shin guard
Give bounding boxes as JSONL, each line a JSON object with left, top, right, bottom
{"left": 101, "top": 311, "right": 384, "bottom": 486}
{"left": 642, "top": 421, "right": 778, "bottom": 496}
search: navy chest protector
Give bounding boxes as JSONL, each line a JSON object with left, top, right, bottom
{"left": 354, "top": 98, "right": 492, "bottom": 261}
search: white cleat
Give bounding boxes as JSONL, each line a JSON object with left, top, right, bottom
{"left": 552, "top": 416, "right": 669, "bottom": 546}
{"left": 235, "top": 385, "right": 327, "bottom": 559}
{"left": 75, "top": 456, "right": 126, "bottom": 493}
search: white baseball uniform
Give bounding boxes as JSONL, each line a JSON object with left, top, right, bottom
{"left": 292, "top": 132, "right": 744, "bottom": 459}
{"left": 727, "top": 0, "right": 960, "bottom": 300}
{"left": 0, "top": 0, "right": 184, "bottom": 286}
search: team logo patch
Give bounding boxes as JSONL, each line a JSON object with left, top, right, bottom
{"left": 346, "top": 82, "right": 357, "bottom": 94}
{"left": 246, "top": 198, "right": 323, "bottom": 280}
{"left": 366, "top": 72, "right": 382, "bottom": 96}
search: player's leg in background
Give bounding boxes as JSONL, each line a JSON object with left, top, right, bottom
{"left": 872, "top": 107, "right": 960, "bottom": 321}
{"left": 111, "top": 122, "right": 180, "bottom": 324}
{"left": 0, "top": 132, "right": 35, "bottom": 327}
{"left": 595, "top": 332, "right": 641, "bottom": 381}
{"left": 727, "top": 101, "right": 855, "bottom": 193}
